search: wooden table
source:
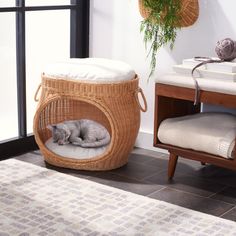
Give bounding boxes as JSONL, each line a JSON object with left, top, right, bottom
{"left": 154, "top": 83, "right": 236, "bottom": 179}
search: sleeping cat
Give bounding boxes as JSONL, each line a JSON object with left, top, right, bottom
{"left": 47, "top": 119, "right": 110, "bottom": 148}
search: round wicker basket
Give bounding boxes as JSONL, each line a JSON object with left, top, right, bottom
{"left": 33, "top": 74, "right": 147, "bottom": 171}
{"left": 139, "top": 0, "right": 199, "bottom": 27}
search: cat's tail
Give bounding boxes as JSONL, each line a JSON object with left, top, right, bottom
{"left": 80, "top": 134, "right": 111, "bottom": 148}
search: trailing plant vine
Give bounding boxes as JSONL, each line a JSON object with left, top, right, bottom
{"left": 140, "top": 0, "right": 181, "bottom": 78}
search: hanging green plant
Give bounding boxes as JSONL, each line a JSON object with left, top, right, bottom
{"left": 139, "top": 0, "right": 199, "bottom": 78}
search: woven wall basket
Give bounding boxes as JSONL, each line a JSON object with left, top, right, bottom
{"left": 139, "top": 0, "right": 199, "bottom": 27}
{"left": 33, "top": 74, "right": 147, "bottom": 171}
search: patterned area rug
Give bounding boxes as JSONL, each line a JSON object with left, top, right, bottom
{"left": 0, "top": 159, "right": 236, "bottom": 236}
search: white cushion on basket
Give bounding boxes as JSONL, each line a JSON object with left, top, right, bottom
{"left": 45, "top": 138, "right": 109, "bottom": 160}
{"left": 158, "top": 112, "right": 236, "bottom": 159}
{"left": 43, "top": 58, "right": 135, "bottom": 83}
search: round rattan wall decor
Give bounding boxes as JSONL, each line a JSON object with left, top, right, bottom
{"left": 139, "top": 0, "right": 199, "bottom": 27}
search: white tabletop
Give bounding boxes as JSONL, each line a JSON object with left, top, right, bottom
{"left": 156, "top": 73, "right": 236, "bottom": 96}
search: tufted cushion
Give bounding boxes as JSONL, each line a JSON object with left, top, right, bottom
{"left": 158, "top": 112, "right": 236, "bottom": 159}
{"left": 43, "top": 58, "right": 135, "bottom": 83}
{"left": 156, "top": 73, "right": 236, "bottom": 95}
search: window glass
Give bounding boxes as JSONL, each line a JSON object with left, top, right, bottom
{"left": 0, "top": 0, "right": 15, "bottom": 7}
{"left": 26, "top": 10, "right": 70, "bottom": 134}
{"left": 25, "top": 0, "right": 70, "bottom": 6}
{"left": 0, "top": 13, "right": 18, "bottom": 141}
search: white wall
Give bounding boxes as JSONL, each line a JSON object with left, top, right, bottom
{"left": 90, "top": 0, "right": 236, "bottom": 150}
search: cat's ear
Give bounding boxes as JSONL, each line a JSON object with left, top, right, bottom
{"left": 47, "top": 124, "right": 57, "bottom": 131}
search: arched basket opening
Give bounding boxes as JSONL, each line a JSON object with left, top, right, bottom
{"left": 34, "top": 96, "right": 114, "bottom": 162}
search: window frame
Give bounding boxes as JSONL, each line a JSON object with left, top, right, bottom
{"left": 0, "top": 0, "right": 90, "bottom": 159}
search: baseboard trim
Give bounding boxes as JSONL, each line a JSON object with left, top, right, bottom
{"left": 0, "top": 135, "right": 38, "bottom": 160}
{"left": 135, "top": 131, "right": 167, "bottom": 154}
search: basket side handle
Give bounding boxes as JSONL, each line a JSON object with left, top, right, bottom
{"left": 135, "top": 87, "right": 147, "bottom": 112}
{"left": 34, "top": 83, "right": 42, "bottom": 102}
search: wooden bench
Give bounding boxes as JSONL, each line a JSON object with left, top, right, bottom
{"left": 153, "top": 74, "right": 236, "bottom": 179}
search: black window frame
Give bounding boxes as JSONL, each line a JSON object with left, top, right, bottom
{"left": 0, "top": 0, "right": 90, "bottom": 159}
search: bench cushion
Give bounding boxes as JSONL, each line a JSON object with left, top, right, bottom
{"left": 156, "top": 73, "right": 236, "bottom": 96}
{"left": 158, "top": 112, "right": 236, "bottom": 159}
{"left": 43, "top": 58, "right": 135, "bottom": 83}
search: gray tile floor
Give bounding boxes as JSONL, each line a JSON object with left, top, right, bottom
{"left": 13, "top": 148, "right": 236, "bottom": 222}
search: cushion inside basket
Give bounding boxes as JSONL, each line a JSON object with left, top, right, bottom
{"left": 45, "top": 138, "right": 109, "bottom": 160}
{"left": 158, "top": 112, "right": 236, "bottom": 159}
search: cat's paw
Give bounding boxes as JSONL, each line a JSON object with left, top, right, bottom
{"left": 72, "top": 141, "right": 82, "bottom": 146}
{"left": 58, "top": 140, "right": 69, "bottom": 145}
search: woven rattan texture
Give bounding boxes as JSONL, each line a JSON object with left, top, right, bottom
{"left": 34, "top": 75, "right": 141, "bottom": 170}
{"left": 139, "top": 0, "right": 199, "bottom": 27}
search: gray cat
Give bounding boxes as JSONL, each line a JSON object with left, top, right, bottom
{"left": 47, "top": 119, "right": 111, "bottom": 148}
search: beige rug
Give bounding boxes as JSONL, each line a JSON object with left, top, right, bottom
{"left": 0, "top": 159, "right": 236, "bottom": 236}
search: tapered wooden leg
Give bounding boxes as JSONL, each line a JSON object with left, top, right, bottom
{"left": 168, "top": 153, "right": 178, "bottom": 180}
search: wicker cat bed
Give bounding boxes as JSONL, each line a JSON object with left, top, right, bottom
{"left": 33, "top": 61, "right": 147, "bottom": 171}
